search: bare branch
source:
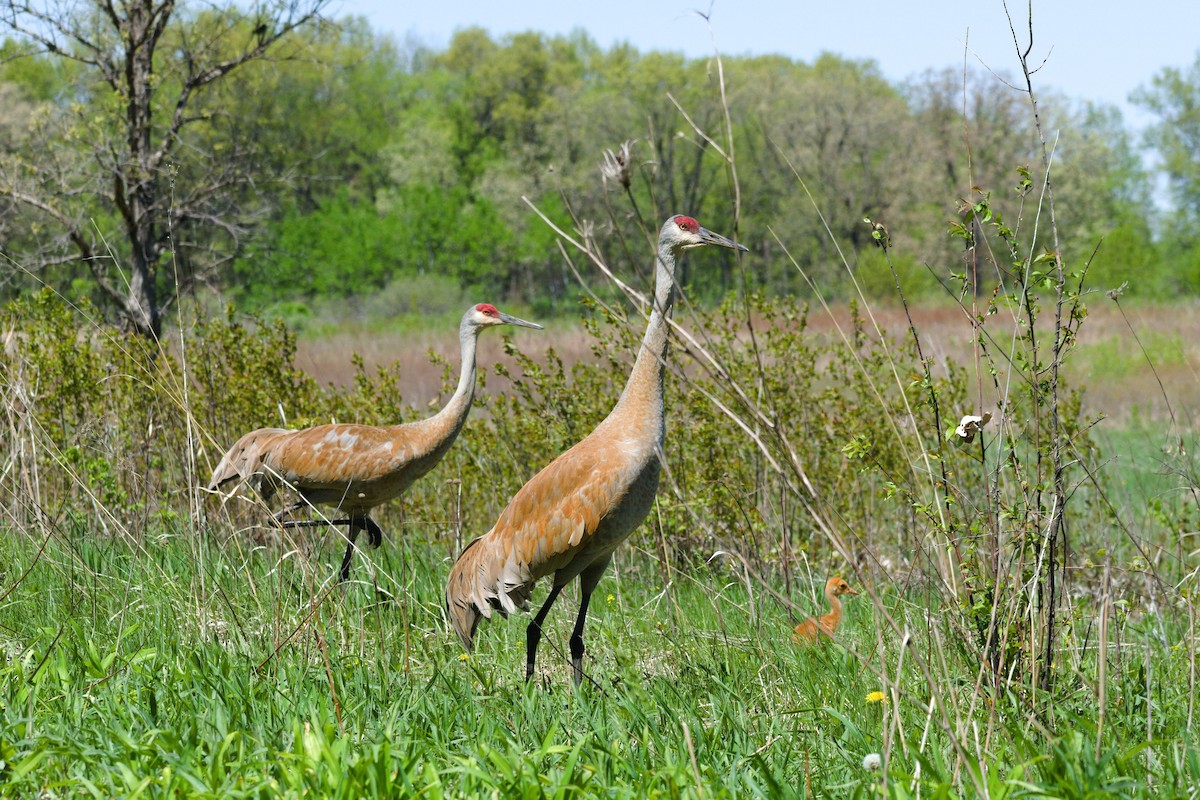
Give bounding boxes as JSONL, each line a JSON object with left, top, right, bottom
{"left": 151, "top": 2, "right": 329, "bottom": 172}
{"left": 1, "top": 1, "right": 120, "bottom": 86}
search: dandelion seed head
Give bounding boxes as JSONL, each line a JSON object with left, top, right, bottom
{"left": 599, "top": 139, "right": 636, "bottom": 189}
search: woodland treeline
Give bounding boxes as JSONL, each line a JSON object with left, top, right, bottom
{"left": 1, "top": 4, "right": 1198, "bottom": 331}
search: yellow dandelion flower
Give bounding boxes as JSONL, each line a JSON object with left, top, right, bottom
{"left": 458, "top": 653, "right": 470, "bottom": 662}
{"left": 606, "top": 593, "right": 615, "bottom": 605}
{"left": 865, "top": 691, "right": 887, "bottom": 704}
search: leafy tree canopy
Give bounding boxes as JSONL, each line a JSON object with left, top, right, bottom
{"left": 1, "top": 14, "right": 1191, "bottom": 324}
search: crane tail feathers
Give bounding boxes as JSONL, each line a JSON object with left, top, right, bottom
{"left": 446, "top": 533, "right": 532, "bottom": 651}
{"left": 206, "top": 428, "right": 292, "bottom": 498}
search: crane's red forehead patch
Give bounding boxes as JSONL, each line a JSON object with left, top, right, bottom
{"left": 475, "top": 303, "right": 499, "bottom": 315}
{"left": 674, "top": 215, "right": 699, "bottom": 232}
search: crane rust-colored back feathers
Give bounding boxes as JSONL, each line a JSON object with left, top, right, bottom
{"left": 210, "top": 420, "right": 463, "bottom": 513}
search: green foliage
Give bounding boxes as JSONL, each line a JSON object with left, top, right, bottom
{"left": 1133, "top": 51, "right": 1200, "bottom": 222}
{"left": 854, "top": 247, "right": 942, "bottom": 300}
{"left": 1084, "top": 223, "right": 1160, "bottom": 296}
{"left": 0, "top": 291, "right": 326, "bottom": 523}
{"left": 0, "top": 37, "right": 79, "bottom": 102}
{"left": 185, "top": 14, "right": 411, "bottom": 225}
{"left": 2, "top": 290, "right": 164, "bottom": 517}
{"left": 233, "top": 189, "right": 408, "bottom": 303}
{"left": 4, "top": 23, "right": 1191, "bottom": 317}
{"left": 1, "top": 524, "right": 1195, "bottom": 797}
{"left": 188, "top": 306, "right": 324, "bottom": 441}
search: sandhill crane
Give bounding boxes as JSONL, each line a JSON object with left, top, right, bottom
{"left": 446, "top": 215, "right": 746, "bottom": 685}
{"left": 793, "top": 576, "right": 858, "bottom": 644}
{"left": 208, "top": 303, "right": 542, "bottom": 580}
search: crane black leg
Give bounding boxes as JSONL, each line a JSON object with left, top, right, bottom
{"left": 270, "top": 510, "right": 374, "bottom": 581}
{"left": 526, "top": 583, "right": 565, "bottom": 682}
{"left": 570, "top": 558, "right": 610, "bottom": 687}
{"left": 569, "top": 590, "right": 593, "bottom": 687}
{"left": 272, "top": 501, "right": 309, "bottom": 524}
{"left": 338, "top": 520, "right": 362, "bottom": 581}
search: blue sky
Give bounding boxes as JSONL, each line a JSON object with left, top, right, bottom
{"left": 334, "top": 0, "right": 1198, "bottom": 134}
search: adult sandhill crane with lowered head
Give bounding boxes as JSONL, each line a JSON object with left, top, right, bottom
{"left": 208, "top": 304, "right": 542, "bottom": 581}
{"left": 793, "top": 576, "right": 858, "bottom": 644}
{"left": 446, "top": 215, "right": 746, "bottom": 685}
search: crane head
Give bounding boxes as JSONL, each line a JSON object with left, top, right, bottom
{"left": 826, "top": 576, "right": 858, "bottom": 597}
{"left": 465, "top": 303, "right": 543, "bottom": 332}
{"left": 663, "top": 215, "right": 749, "bottom": 252}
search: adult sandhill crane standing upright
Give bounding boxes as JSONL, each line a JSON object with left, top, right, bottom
{"left": 446, "top": 215, "right": 746, "bottom": 685}
{"left": 208, "top": 304, "right": 542, "bottom": 581}
{"left": 792, "top": 576, "right": 858, "bottom": 644}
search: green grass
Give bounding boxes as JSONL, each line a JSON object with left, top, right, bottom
{"left": 2, "top": 291, "right": 1199, "bottom": 798}
{"left": 1071, "top": 329, "right": 1191, "bottom": 383}
{"left": 2, "top": 505, "right": 1197, "bottom": 798}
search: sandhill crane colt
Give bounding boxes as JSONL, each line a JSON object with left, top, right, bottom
{"left": 446, "top": 215, "right": 746, "bottom": 685}
{"left": 208, "top": 304, "right": 542, "bottom": 581}
{"left": 793, "top": 576, "right": 858, "bottom": 644}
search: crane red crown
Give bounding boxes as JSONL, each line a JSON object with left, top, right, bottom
{"left": 475, "top": 303, "right": 499, "bottom": 316}
{"left": 674, "top": 215, "right": 699, "bottom": 232}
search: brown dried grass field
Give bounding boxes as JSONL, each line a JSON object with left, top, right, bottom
{"left": 295, "top": 300, "right": 1200, "bottom": 427}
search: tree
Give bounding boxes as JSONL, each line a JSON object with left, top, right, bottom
{"left": 199, "top": 16, "right": 413, "bottom": 215}
{"left": 1134, "top": 52, "right": 1200, "bottom": 221}
{"left": 1049, "top": 104, "right": 1156, "bottom": 292}
{"left": 0, "top": 0, "right": 328, "bottom": 338}
{"left": 1134, "top": 50, "right": 1200, "bottom": 293}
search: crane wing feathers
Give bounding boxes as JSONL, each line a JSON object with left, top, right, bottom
{"left": 493, "top": 441, "right": 630, "bottom": 568}
{"left": 269, "top": 425, "right": 422, "bottom": 485}
{"left": 208, "top": 421, "right": 448, "bottom": 501}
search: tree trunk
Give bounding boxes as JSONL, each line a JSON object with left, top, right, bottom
{"left": 123, "top": 0, "right": 163, "bottom": 339}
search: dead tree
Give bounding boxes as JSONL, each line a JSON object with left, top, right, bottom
{"left": 0, "top": 0, "right": 328, "bottom": 338}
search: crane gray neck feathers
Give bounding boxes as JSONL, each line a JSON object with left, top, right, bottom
{"left": 426, "top": 316, "right": 482, "bottom": 430}
{"left": 640, "top": 241, "right": 680, "bottom": 355}
{"left": 613, "top": 239, "right": 681, "bottom": 417}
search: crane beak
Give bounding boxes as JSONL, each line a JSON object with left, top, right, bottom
{"left": 498, "top": 312, "right": 543, "bottom": 330}
{"left": 698, "top": 226, "right": 749, "bottom": 252}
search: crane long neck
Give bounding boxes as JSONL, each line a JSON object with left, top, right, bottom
{"left": 612, "top": 241, "right": 678, "bottom": 429}
{"left": 824, "top": 587, "right": 843, "bottom": 626}
{"left": 429, "top": 322, "right": 479, "bottom": 432}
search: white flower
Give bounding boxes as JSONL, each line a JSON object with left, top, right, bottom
{"left": 862, "top": 752, "right": 882, "bottom": 771}
{"left": 953, "top": 411, "right": 993, "bottom": 443}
